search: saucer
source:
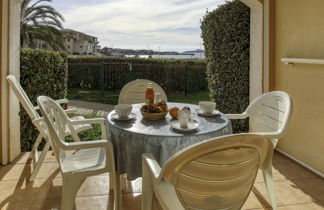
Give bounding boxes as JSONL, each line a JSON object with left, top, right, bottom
{"left": 197, "top": 109, "right": 220, "bottom": 117}
{"left": 111, "top": 113, "right": 136, "bottom": 121}
{"left": 170, "top": 120, "right": 199, "bottom": 132}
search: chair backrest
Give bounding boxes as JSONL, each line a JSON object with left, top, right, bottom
{"left": 37, "top": 96, "right": 70, "bottom": 165}
{"left": 160, "top": 134, "right": 273, "bottom": 210}
{"left": 247, "top": 91, "right": 292, "bottom": 138}
{"left": 118, "top": 79, "right": 168, "bottom": 104}
{"left": 7, "top": 75, "right": 40, "bottom": 120}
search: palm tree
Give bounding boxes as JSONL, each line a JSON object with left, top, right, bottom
{"left": 20, "top": 0, "right": 65, "bottom": 51}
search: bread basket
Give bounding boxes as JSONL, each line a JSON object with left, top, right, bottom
{"left": 140, "top": 110, "right": 168, "bottom": 121}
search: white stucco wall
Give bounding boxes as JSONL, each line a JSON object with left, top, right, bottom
{"left": 1, "top": 0, "right": 21, "bottom": 164}
{"left": 240, "top": 0, "right": 264, "bottom": 101}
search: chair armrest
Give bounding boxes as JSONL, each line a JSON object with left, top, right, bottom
{"left": 56, "top": 99, "right": 69, "bottom": 104}
{"left": 225, "top": 113, "right": 248, "bottom": 120}
{"left": 61, "top": 139, "right": 110, "bottom": 150}
{"left": 142, "top": 153, "right": 162, "bottom": 182}
{"left": 69, "top": 118, "right": 105, "bottom": 125}
{"left": 69, "top": 118, "right": 107, "bottom": 139}
{"left": 34, "top": 99, "right": 69, "bottom": 110}
{"left": 64, "top": 108, "right": 78, "bottom": 114}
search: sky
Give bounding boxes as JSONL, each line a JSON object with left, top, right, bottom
{"left": 49, "top": 0, "right": 226, "bottom": 52}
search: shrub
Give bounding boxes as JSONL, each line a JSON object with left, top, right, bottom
{"left": 68, "top": 57, "right": 207, "bottom": 94}
{"left": 20, "top": 49, "right": 68, "bottom": 151}
{"left": 201, "top": 0, "right": 250, "bottom": 132}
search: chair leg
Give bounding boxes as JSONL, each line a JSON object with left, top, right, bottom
{"left": 61, "top": 175, "right": 85, "bottom": 210}
{"left": 142, "top": 160, "right": 154, "bottom": 210}
{"left": 262, "top": 160, "right": 277, "bottom": 210}
{"left": 31, "top": 134, "right": 43, "bottom": 166}
{"left": 29, "top": 138, "right": 51, "bottom": 181}
{"left": 110, "top": 172, "right": 122, "bottom": 210}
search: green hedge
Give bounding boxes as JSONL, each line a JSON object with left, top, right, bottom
{"left": 201, "top": 0, "right": 250, "bottom": 132}
{"left": 68, "top": 57, "right": 208, "bottom": 94}
{"left": 20, "top": 49, "right": 68, "bottom": 151}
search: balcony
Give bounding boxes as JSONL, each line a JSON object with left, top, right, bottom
{"left": 1, "top": 0, "right": 324, "bottom": 209}
{"left": 0, "top": 151, "right": 322, "bottom": 210}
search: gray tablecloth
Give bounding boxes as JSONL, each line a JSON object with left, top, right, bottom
{"left": 106, "top": 103, "right": 232, "bottom": 180}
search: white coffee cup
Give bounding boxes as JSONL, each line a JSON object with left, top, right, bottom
{"left": 178, "top": 110, "right": 194, "bottom": 128}
{"left": 199, "top": 101, "right": 216, "bottom": 114}
{"left": 115, "top": 104, "right": 132, "bottom": 118}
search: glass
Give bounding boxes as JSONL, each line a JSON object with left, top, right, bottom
{"left": 145, "top": 83, "right": 154, "bottom": 104}
{"left": 178, "top": 110, "right": 195, "bottom": 128}
{"left": 154, "top": 92, "right": 162, "bottom": 103}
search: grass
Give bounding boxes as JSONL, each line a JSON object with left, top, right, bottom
{"left": 68, "top": 89, "right": 119, "bottom": 104}
{"left": 66, "top": 114, "right": 102, "bottom": 142}
{"left": 67, "top": 89, "right": 210, "bottom": 105}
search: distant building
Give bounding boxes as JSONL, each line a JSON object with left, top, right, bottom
{"left": 24, "top": 29, "right": 100, "bottom": 55}
{"left": 62, "top": 29, "right": 100, "bottom": 55}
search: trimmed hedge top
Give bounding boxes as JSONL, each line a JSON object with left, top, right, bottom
{"left": 68, "top": 56, "right": 207, "bottom": 66}
{"left": 201, "top": 0, "right": 250, "bottom": 132}
{"left": 20, "top": 49, "right": 68, "bottom": 102}
{"left": 20, "top": 48, "right": 68, "bottom": 151}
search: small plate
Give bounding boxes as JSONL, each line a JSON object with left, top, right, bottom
{"left": 170, "top": 120, "right": 199, "bottom": 132}
{"left": 111, "top": 113, "right": 136, "bottom": 121}
{"left": 197, "top": 109, "right": 220, "bottom": 117}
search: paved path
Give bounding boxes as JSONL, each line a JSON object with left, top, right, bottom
{"left": 68, "top": 100, "right": 114, "bottom": 117}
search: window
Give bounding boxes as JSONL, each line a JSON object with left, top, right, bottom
{"left": 80, "top": 45, "right": 83, "bottom": 49}
{"left": 68, "top": 45, "right": 70, "bottom": 49}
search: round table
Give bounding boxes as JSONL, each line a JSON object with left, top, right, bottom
{"left": 106, "top": 103, "right": 232, "bottom": 180}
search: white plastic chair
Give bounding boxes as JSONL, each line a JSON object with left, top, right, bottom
{"left": 37, "top": 96, "right": 121, "bottom": 210}
{"left": 226, "top": 91, "right": 293, "bottom": 209}
{"left": 6, "top": 75, "right": 92, "bottom": 181}
{"left": 118, "top": 79, "right": 168, "bottom": 104}
{"left": 142, "top": 134, "right": 273, "bottom": 210}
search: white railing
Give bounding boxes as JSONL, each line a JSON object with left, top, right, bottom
{"left": 281, "top": 58, "right": 324, "bottom": 67}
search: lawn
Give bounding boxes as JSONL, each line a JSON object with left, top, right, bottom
{"left": 66, "top": 114, "right": 102, "bottom": 142}
{"left": 67, "top": 89, "right": 210, "bottom": 105}
{"left": 68, "top": 89, "right": 119, "bottom": 104}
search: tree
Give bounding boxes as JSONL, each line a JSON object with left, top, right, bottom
{"left": 20, "top": 0, "right": 65, "bottom": 51}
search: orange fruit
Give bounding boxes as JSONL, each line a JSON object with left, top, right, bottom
{"left": 169, "top": 107, "right": 180, "bottom": 119}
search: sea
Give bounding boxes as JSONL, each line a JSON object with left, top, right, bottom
{"left": 125, "top": 52, "right": 205, "bottom": 60}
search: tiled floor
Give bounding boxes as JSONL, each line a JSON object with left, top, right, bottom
{"left": 0, "top": 151, "right": 323, "bottom": 210}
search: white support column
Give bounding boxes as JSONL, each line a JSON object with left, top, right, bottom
{"left": 8, "top": 0, "right": 21, "bottom": 162}
{"left": 1, "top": 0, "right": 10, "bottom": 165}
{"left": 263, "top": 0, "right": 270, "bottom": 93}
{"left": 1, "top": 0, "right": 21, "bottom": 164}
{"left": 240, "top": 0, "right": 264, "bottom": 102}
